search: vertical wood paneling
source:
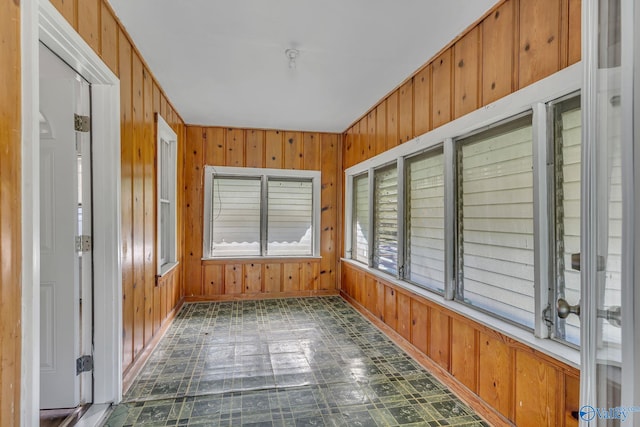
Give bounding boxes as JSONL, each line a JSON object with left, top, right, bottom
{"left": 366, "top": 110, "right": 375, "bottom": 158}
{"left": 454, "top": 26, "right": 481, "bottom": 118}
{"left": 50, "top": 0, "right": 76, "bottom": 29}
{"left": 354, "top": 270, "right": 365, "bottom": 304}
{"left": 451, "top": 319, "right": 478, "bottom": 392}
{"left": 519, "top": 0, "right": 562, "bottom": 88}
{"left": 100, "top": 2, "right": 118, "bottom": 75}
{"left": 302, "top": 261, "right": 319, "bottom": 291}
{"left": 119, "top": 30, "right": 134, "bottom": 370}
{"left": 343, "top": 127, "right": 354, "bottom": 169}
{"left": 245, "top": 129, "right": 265, "bottom": 168}
{"left": 567, "top": 0, "right": 581, "bottom": 65}
{"left": 384, "top": 286, "right": 397, "bottom": 330}
{"left": 374, "top": 281, "right": 385, "bottom": 321}
{"left": 564, "top": 374, "right": 580, "bottom": 427}
{"left": 284, "top": 131, "right": 304, "bottom": 169}
{"left": 204, "top": 127, "right": 225, "bottom": 166}
{"left": 142, "top": 67, "right": 155, "bottom": 344}
{"left": 202, "top": 264, "right": 224, "bottom": 295}
{"left": 184, "top": 127, "right": 204, "bottom": 296}
{"left": 264, "top": 263, "right": 282, "bottom": 293}
{"left": 0, "top": 1, "right": 22, "bottom": 423}
{"left": 244, "top": 263, "right": 263, "bottom": 293}
{"left": 320, "top": 134, "right": 338, "bottom": 290}
{"left": 410, "top": 300, "right": 429, "bottom": 354}
{"left": 429, "top": 307, "right": 450, "bottom": 370}
{"left": 131, "top": 53, "right": 145, "bottom": 358}
{"left": 282, "top": 263, "right": 301, "bottom": 292}
{"left": 396, "top": 292, "right": 411, "bottom": 341}
{"left": 478, "top": 333, "right": 513, "bottom": 419}
{"left": 432, "top": 49, "right": 453, "bottom": 129}
{"left": 225, "top": 128, "right": 245, "bottom": 167}
{"left": 364, "top": 276, "right": 376, "bottom": 313}
{"left": 77, "top": 0, "right": 100, "bottom": 54}
{"left": 386, "top": 92, "right": 399, "bottom": 150}
{"left": 224, "top": 264, "right": 243, "bottom": 295}
{"left": 265, "top": 130, "right": 284, "bottom": 169}
{"left": 375, "top": 102, "right": 387, "bottom": 155}
{"left": 303, "top": 132, "right": 321, "bottom": 170}
{"left": 398, "top": 79, "right": 414, "bottom": 143}
{"left": 357, "top": 119, "right": 367, "bottom": 162}
{"left": 413, "top": 65, "right": 431, "bottom": 136}
{"left": 482, "top": 0, "right": 515, "bottom": 105}
{"left": 515, "top": 350, "right": 559, "bottom": 426}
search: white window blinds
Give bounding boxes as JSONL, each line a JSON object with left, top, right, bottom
{"left": 211, "top": 177, "right": 262, "bottom": 256}
{"left": 406, "top": 150, "right": 445, "bottom": 292}
{"left": 374, "top": 164, "right": 398, "bottom": 275}
{"left": 267, "top": 179, "right": 313, "bottom": 256}
{"left": 352, "top": 173, "right": 370, "bottom": 264}
{"left": 458, "top": 115, "right": 535, "bottom": 328}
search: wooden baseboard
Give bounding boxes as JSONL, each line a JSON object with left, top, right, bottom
{"left": 122, "top": 298, "right": 186, "bottom": 394}
{"left": 184, "top": 289, "right": 340, "bottom": 302}
{"left": 340, "top": 291, "right": 513, "bottom": 427}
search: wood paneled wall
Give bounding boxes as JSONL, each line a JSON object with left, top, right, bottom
{"left": 0, "top": 1, "right": 22, "bottom": 425}
{"left": 341, "top": 263, "right": 580, "bottom": 427}
{"left": 343, "top": 0, "right": 582, "bottom": 169}
{"left": 184, "top": 127, "right": 341, "bottom": 299}
{"left": 49, "top": 0, "right": 186, "bottom": 374}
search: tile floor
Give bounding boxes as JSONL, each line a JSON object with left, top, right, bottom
{"left": 103, "top": 297, "right": 488, "bottom": 427}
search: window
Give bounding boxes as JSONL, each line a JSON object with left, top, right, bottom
{"left": 203, "top": 166, "right": 320, "bottom": 258}
{"left": 551, "top": 95, "right": 582, "bottom": 345}
{"left": 157, "top": 114, "right": 178, "bottom": 275}
{"left": 405, "top": 150, "right": 445, "bottom": 293}
{"left": 456, "top": 114, "right": 535, "bottom": 328}
{"left": 373, "top": 163, "right": 399, "bottom": 275}
{"left": 352, "top": 173, "right": 370, "bottom": 264}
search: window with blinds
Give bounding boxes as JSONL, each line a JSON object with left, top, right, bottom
{"left": 457, "top": 114, "right": 535, "bottom": 328}
{"left": 552, "top": 96, "right": 582, "bottom": 345}
{"left": 211, "top": 177, "right": 262, "bottom": 257}
{"left": 373, "top": 164, "right": 399, "bottom": 276}
{"left": 406, "top": 150, "right": 445, "bottom": 292}
{"left": 267, "top": 179, "right": 313, "bottom": 256}
{"left": 204, "top": 166, "right": 320, "bottom": 258}
{"left": 352, "top": 173, "right": 370, "bottom": 264}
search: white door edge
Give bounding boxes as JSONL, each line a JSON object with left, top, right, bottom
{"left": 21, "top": 0, "right": 123, "bottom": 424}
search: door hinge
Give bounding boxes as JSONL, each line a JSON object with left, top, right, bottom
{"left": 75, "top": 235, "right": 92, "bottom": 252}
{"left": 74, "top": 114, "right": 90, "bottom": 133}
{"left": 76, "top": 355, "right": 93, "bottom": 375}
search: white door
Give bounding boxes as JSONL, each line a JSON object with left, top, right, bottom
{"left": 39, "top": 44, "right": 93, "bottom": 409}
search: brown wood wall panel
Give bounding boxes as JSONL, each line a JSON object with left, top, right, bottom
{"left": 398, "top": 79, "right": 414, "bottom": 143}
{"left": 478, "top": 332, "right": 513, "bottom": 419}
{"left": 320, "top": 134, "right": 338, "bottom": 290}
{"left": 567, "top": 0, "right": 581, "bottom": 65}
{"left": 265, "top": 130, "right": 284, "bottom": 168}
{"left": 245, "top": 129, "right": 265, "bottom": 168}
{"left": 202, "top": 264, "right": 224, "bottom": 295}
{"left": 51, "top": 0, "right": 76, "bottom": 28}
{"left": 244, "top": 263, "right": 263, "bottom": 293}
{"left": 343, "top": 127, "right": 354, "bottom": 169}
{"left": 454, "top": 26, "right": 481, "bottom": 118}
{"left": 451, "top": 318, "right": 477, "bottom": 392}
{"left": 264, "top": 264, "right": 282, "bottom": 293}
{"left": 518, "top": 0, "right": 562, "bottom": 88}
{"left": 142, "top": 68, "right": 155, "bottom": 344}
{"left": 283, "top": 263, "right": 301, "bottom": 292}
{"left": 226, "top": 128, "right": 245, "bottom": 167}
{"left": 225, "top": 264, "right": 243, "bottom": 295}
{"left": 0, "top": 1, "right": 22, "bottom": 424}
{"left": 284, "top": 131, "right": 304, "bottom": 169}
{"left": 184, "top": 127, "right": 204, "bottom": 296}
{"left": 357, "top": 119, "right": 367, "bottom": 161}
{"left": 303, "top": 133, "right": 321, "bottom": 170}
{"left": 367, "top": 110, "right": 376, "bottom": 157}
{"left": 413, "top": 65, "right": 431, "bottom": 136}
{"left": 78, "top": 0, "right": 100, "bottom": 54}
{"left": 482, "top": 0, "right": 515, "bottom": 105}
{"left": 100, "top": 2, "right": 118, "bottom": 75}
{"left": 514, "top": 350, "right": 560, "bottom": 427}
{"left": 386, "top": 92, "right": 399, "bottom": 150}
{"left": 375, "top": 102, "right": 387, "bottom": 155}
{"left": 339, "top": 263, "right": 581, "bottom": 425}
{"left": 432, "top": 49, "right": 453, "bottom": 129}
{"left": 204, "top": 127, "right": 225, "bottom": 166}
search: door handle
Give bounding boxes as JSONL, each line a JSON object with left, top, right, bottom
{"left": 557, "top": 298, "right": 580, "bottom": 319}
{"left": 597, "top": 306, "right": 621, "bottom": 328}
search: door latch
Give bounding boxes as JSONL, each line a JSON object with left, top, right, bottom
{"left": 76, "top": 355, "right": 93, "bottom": 375}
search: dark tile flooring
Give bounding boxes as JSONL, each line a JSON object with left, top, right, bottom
{"left": 103, "top": 297, "right": 487, "bottom": 427}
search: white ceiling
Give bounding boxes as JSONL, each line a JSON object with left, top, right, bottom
{"left": 108, "top": 0, "right": 499, "bottom": 133}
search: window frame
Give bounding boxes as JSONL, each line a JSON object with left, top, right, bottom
{"left": 156, "top": 113, "right": 178, "bottom": 276}
{"left": 203, "top": 166, "right": 321, "bottom": 259}
{"left": 343, "top": 62, "right": 583, "bottom": 359}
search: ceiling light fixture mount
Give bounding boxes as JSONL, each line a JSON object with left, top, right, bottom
{"left": 285, "top": 48, "right": 299, "bottom": 69}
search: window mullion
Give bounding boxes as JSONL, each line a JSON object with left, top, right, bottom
{"left": 367, "top": 168, "right": 375, "bottom": 267}
{"left": 397, "top": 157, "right": 405, "bottom": 280}
{"left": 443, "top": 138, "right": 456, "bottom": 301}
{"left": 261, "top": 175, "right": 268, "bottom": 256}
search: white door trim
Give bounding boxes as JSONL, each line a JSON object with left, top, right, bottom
{"left": 22, "top": 0, "right": 123, "bottom": 424}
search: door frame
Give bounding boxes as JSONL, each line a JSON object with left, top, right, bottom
{"left": 21, "top": 0, "right": 123, "bottom": 424}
